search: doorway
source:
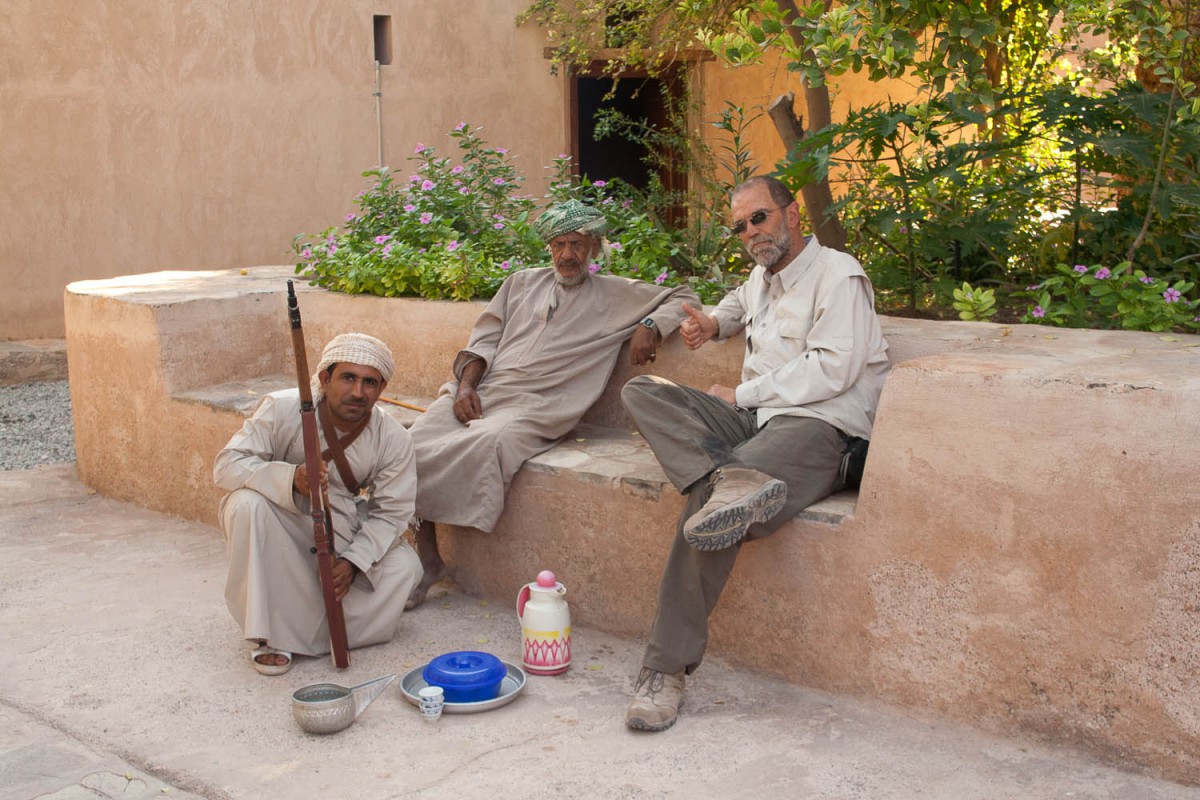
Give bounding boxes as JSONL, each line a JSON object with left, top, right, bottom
{"left": 570, "top": 67, "right": 687, "bottom": 222}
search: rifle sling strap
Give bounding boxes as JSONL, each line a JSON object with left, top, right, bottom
{"left": 317, "top": 398, "right": 369, "bottom": 496}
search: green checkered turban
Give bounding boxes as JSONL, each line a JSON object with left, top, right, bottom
{"left": 533, "top": 200, "right": 608, "bottom": 242}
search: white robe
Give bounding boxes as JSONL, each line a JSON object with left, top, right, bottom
{"left": 410, "top": 267, "right": 698, "bottom": 531}
{"left": 214, "top": 390, "right": 421, "bottom": 656}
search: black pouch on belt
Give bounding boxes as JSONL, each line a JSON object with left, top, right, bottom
{"left": 839, "top": 436, "right": 870, "bottom": 489}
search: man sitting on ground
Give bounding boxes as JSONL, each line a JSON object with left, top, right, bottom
{"left": 215, "top": 332, "right": 421, "bottom": 675}
{"left": 405, "top": 199, "right": 699, "bottom": 608}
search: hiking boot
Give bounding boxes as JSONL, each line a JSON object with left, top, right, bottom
{"left": 625, "top": 667, "right": 686, "bottom": 732}
{"left": 683, "top": 467, "right": 787, "bottom": 551}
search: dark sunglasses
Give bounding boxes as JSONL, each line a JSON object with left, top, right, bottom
{"left": 730, "top": 205, "right": 787, "bottom": 236}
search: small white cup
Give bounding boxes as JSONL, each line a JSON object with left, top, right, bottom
{"left": 418, "top": 685, "right": 445, "bottom": 722}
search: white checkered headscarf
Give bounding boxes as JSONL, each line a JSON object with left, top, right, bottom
{"left": 311, "top": 333, "right": 395, "bottom": 399}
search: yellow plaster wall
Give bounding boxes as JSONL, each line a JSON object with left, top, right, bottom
{"left": 698, "top": 58, "right": 914, "bottom": 208}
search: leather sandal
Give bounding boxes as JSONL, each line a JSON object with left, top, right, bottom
{"left": 251, "top": 644, "right": 293, "bottom": 676}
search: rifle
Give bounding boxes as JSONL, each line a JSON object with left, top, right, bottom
{"left": 287, "top": 280, "right": 351, "bottom": 669}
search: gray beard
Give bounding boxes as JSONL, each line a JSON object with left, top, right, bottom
{"left": 554, "top": 268, "right": 590, "bottom": 288}
{"left": 747, "top": 228, "right": 793, "bottom": 271}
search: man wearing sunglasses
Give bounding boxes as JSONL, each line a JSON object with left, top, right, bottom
{"left": 622, "top": 176, "right": 890, "bottom": 731}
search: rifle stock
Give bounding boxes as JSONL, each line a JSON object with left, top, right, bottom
{"left": 287, "top": 280, "right": 351, "bottom": 669}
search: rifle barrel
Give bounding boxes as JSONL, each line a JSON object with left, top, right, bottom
{"left": 287, "top": 281, "right": 350, "bottom": 669}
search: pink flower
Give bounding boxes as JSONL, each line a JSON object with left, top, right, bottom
{"left": 414, "top": 143, "right": 426, "bottom": 153}
{"left": 500, "top": 260, "right": 511, "bottom": 270}
{"left": 455, "top": 121, "right": 466, "bottom": 131}
{"left": 409, "top": 175, "right": 420, "bottom": 184}
{"left": 447, "top": 240, "right": 460, "bottom": 251}
{"left": 493, "top": 178, "right": 506, "bottom": 186}
{"left": 1140, "top": 275, "right": 1156, "bottom": 285}
{"left": 493, "top": 222, "right": 504, "bottom": 230}
{"left": 654, "top": 271, "right": 667, "bottom": 285}
{"left": 610, "top": 242, "right": 623, "bottom": 251}
{"left": 1095, "top": 267, "right": 1111, "bottom": 279}
{"left": 1073, "top": 264, "right": 1088, "bottom": 274}
{"left": 593, "top": 180, "right": 607, "bottom": 187}
{"left": 403, "top": 204, "right": 416, "bottom": 212}
{"left": 451, "top": 165, "right": 465, "bottom": 174}
{"left": 345, "top": 213, "right": 357, "bottom": 223}
{"left": 496, "top": 147, "right": 508, "bottom": 155}
{"left": 301, "top": 247, "right": 313, "bottom": 260}
{"left": 374, "top": 234, "right": 391, "bottom": 245}
{"left": 1032, "top": 306, "right": 1046, "bottom": 318}
{"left": 421, "top": 180, "right": 435, "bottom": 191}
{"left": 419, "top": 212, "right": 433, "bottom": 224}
{"left": 382, "top": 244, "right": 393, "bottom": 256}
{"left": 459, "top": 187, "right": 469, "bottom": 195}
{"left": 1163, "top": 288, "right": 1182, "bottom": 303}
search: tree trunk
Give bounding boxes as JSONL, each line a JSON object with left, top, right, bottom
{"left": 767, "top": 92, "right": 847, "bottom": 251}
{"left": 773, "top": 0, "right": 847, "bottom": 251}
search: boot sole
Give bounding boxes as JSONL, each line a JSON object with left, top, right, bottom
{"left": 625, "top": 713, "right": 678, "bottom": 732}
{"left": 683, "top": 478, "right": 787, "bottom": 551}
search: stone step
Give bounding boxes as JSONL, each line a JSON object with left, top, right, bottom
{"left": 0, "top": 338, "right": 67, "bottom": 386}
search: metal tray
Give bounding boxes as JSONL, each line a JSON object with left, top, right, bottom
{"left": 400, "top": 661, "right": 526, "bottom": 714}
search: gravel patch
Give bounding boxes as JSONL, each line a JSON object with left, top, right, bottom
{"left": 0, "top": 380, "right": 75, "bottom": 470}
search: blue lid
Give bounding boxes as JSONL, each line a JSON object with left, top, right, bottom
{"left": 423, "top": 651, "right": 506, "bottom": 688}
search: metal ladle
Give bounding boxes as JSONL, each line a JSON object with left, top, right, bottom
{"left": 291, "top": 674, "right": 397, "bottom": 734}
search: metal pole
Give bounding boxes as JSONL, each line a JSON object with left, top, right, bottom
{"left": 374, "top": 60, "right": 384, "bottom": 169}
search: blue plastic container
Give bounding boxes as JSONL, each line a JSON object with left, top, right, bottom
{"left": 422, "top": 651, "right": 507, "bottom": 703}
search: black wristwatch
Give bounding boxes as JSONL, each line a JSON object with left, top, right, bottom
{"left": 640, "top": 317, "right": 657, "bottom": 331}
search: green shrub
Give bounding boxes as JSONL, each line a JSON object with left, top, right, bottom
{"left": 1021, "top": 262, "right": 1200, "bottom": 333}
{"left": 294, "top": 123, "right": 547, "bottom": 301}
{"left": 294, "top": 124, "right": 745, "bottom": 304}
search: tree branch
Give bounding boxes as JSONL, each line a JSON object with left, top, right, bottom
{"left": 767, "top": 92, "right": 847, "bottom": 250}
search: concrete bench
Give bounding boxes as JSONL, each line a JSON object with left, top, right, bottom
{"left": 175, "top": 376, "right": 859, "bottom": 523}
{"left": 65, "top": 266, "right": 1200, "bottom": 784}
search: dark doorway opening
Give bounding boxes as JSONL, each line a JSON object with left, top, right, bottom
{"left": 571, "top": 69, "right": 687, "bottom": 224}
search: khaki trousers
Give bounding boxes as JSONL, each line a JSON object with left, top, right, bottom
{"left": 621, "top": 375, "right": 846, "bottom": 674}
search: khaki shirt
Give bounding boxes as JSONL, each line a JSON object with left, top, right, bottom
{"left": 711, "top": 237, "right": 890, "bottom": 439}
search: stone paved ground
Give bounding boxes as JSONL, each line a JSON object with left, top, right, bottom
{"left": 3, "top": 462, "right": 1200, "bottom": 799}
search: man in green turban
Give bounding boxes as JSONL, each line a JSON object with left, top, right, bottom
{"left": 404, "top": 200, "right": 700, "bottom": 608}
{"left": 532, "top": 198, "right": 609, "bottom": 242}
{"left": 530, "top": 199, "right": 611, "bottom": 288}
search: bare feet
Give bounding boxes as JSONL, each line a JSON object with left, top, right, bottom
{"left": 251, "top": 643, "right": 293, "bottom": 676}
{"left": 255, "top": 651, "right": 290, "bottom": 667}
{"left": 405, "top": 564, "right": 448, "bottom": 610}
{"left": 406, "top": 519, "right": 448, "bottom": 610}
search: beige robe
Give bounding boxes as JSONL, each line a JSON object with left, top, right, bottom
{"left": 411, "top": 267, "right": 698, "bottom": 530}
{"left": 214, "top": 390, "right": 421, "bottom": 657}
